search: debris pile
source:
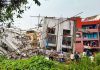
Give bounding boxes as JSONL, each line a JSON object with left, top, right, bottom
{"left": 0, "top": 27, "right": 38, "bottom": 59}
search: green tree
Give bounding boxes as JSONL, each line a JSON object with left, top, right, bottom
{"left": 0, "top": 0, "right": 41, "bottom": 24}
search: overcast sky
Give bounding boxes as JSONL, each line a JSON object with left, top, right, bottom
{"left": 14, "top": 0, "right": 100, "bottom": 30}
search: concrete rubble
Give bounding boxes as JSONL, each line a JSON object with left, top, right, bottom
{"left": 0, "top": 26, "right": 40, "bottom": 59}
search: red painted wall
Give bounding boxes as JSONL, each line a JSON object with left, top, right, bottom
{"left": 71, "top": 17, "right": 100, "bottom": 53}
{"left": 76, "top": 19, "right": 100, "bottom": 28}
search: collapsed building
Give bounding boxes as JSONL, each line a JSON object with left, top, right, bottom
{"left": 0, "top": 26, "right": 38, "bottom": 59}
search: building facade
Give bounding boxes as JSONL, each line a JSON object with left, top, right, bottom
{"left": 75, "top": 16, "right": 100, "bottom": 53}
{"left": 40, "top": 17, "right": 74, "bottom": 52}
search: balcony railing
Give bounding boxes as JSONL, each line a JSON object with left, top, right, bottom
{"left": 84, "top": 46, "right": 100, "bottom": 49}
{"left": 85, "top": 29, "right": 99, "bottom": 32}
{"left": 83, "top": 32, "right": 99, "bottom": 40}
{"left": 83, "top": 38, "right": 98, "bottom": 41}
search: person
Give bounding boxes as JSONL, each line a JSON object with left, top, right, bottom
{"left": 78, "top": 52, "right": 81, "bottom": 61}
{"left": 70, "top": 52, "right": 74, "bottom": 61}
{"left": 89, "top": 54, "right": 94, "bottom": 62}
{"left": 49, "top": 53, "right": 54, "bottom": 60}
{"left": 82, "top": 51, "right": 86, "bottom": 57}
{"left": 74, "top": 52, "right": 79, "bottom": 62}
{"left": 86, "top": 50, "right": 91, "bottom": 56}
{"left": 58, "top": 52, "right": 64, "bottom": 62}
{"left": 45, "top": 56, "right": 49, "bottom": 60}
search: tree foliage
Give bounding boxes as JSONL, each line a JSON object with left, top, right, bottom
{"left": 0, "top": 0, "right": 41, "bottom": 23}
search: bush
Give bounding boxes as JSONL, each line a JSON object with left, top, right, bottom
{"left": 2, "top": 53, "right": 100, "bottom": 70}
{"left": 0, "top": 55, "right": 67, "bottom": 70}
{"left": 95, "top": 53, "right": 100, "bottom": 65}
{"left": 67, "top": 53, "right": 100, "bottom": 70}
{"left": 0, "top": 55, "right": 7, "bottom": 62}
{"left": 68, "top": 57, "right": 96, "bottom": 70}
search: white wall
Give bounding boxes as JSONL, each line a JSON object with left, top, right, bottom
{"left": 57, "top": 19, "right": 74, "bottom": 51}
{"left": 40, "top": 17, "right": 74, "bottom": 52}
{"left": 41, "top": 17, "right": 59, "bottom": 48}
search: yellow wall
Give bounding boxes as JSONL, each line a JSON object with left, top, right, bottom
{"left": 26, "top": 31, "right": 38, "bottom": 47}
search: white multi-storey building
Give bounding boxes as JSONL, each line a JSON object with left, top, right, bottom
{"left": 39, "top": 17, "right": 74, "bottom": 52}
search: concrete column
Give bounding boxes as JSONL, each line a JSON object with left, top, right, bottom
{"left": 57, "top": 19, "right": 63, "bottom": 52}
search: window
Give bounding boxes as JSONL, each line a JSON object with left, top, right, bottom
{"left": 26, "top": 30, "right": 35, "bottom": 33}
{"left": 62, "top": 48, "right": 71, "bottom": 52}
{"left": 76, "top": 41, "right": 81, "bottom": 43}
{"left": 83, "top": 33, "right": 98, "bottom": 39}
{"left": 82, "top": 24, "right": 97, "bottom": 29}
{"left": 47, "top": 27, "right": 55, "bottom": 34}
{"left": 63, "top": 30, "right": 70, "bottom": 35}
{"left": 83, "top": 41, "right": 90, "bottom": 46}
{"left": 83, "top": 41, "right": 99, "bottom": 47}
{"left": 62, "top": 29, "right": 71, "bottom": 46}
{"left": 62, "top": 37, "right": 71, "bottom": 46}
{"left": 48, "top": 34, "right": 56, "bottom": 44}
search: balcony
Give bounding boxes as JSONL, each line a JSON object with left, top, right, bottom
{"left": 84, "top": 46, "right": 100, "bottom": 49}
{"left": 83, "top": 32, "right": 99, "bottom": 41}
{"left": 90, "top": 47, "right": 100, "bottom": 49}
{"left": 48, "top": 43, "right": 56, "bottom": 46}
{"left": 82, "top": 24, "right": 100, "bottom": 32}
{"left": 62, "top": 45, "right": 72, "bottom": 49}
{"left": 83, "top": 40, "right": 99, "bottom": 49}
